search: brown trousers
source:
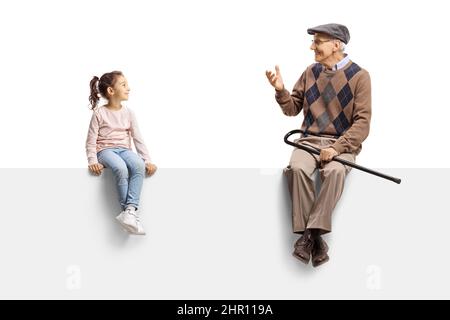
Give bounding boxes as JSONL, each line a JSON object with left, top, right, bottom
{"left": 284, "top": 135, "right": 355, "bottom": 234}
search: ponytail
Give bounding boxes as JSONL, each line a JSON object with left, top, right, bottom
{"left": 89, "top": 76, "right": 100, "bottom": 109}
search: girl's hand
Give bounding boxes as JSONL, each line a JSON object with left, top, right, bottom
{"left": 146, "top": 163, "right": 157, "bottom": 176}
{"left": 88, "top": 163, "right": 104, "bottom": 175}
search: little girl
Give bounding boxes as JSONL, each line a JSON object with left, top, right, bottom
{"left": 86, "top": 71, "right": 157, "bottom": 235}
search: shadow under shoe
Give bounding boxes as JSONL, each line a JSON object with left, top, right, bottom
{"left": 311, "top": 236, "right": 329, "bottom": 267}
{"left": 292, "top": 231, "right": 314, "bottom": 264}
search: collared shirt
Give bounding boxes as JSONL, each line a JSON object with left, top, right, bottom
{"left": 332, "top": 54, "right": 350, "bottom": 71}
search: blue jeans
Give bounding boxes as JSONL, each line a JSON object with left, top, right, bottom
{"left": 97, "top": 148, "right": 145, "bottom": 210}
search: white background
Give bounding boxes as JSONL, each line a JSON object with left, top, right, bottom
{"left": 0, "top": 1, "right": 448, "bottom": 300}
{"left": 0, "top": 0, "right": 448, "bottom": 168}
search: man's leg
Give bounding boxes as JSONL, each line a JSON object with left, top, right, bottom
{"left": 307, "top": 152, "right": 354, "bottom": 267}
{"left": 307, "top": 152, "right": 354, "bottom": 233}
{"left": 284, "top": 147, "right": 319, "bottom": 264}
{"left": 284, "top": 147, "right": 318, "bottom": 233}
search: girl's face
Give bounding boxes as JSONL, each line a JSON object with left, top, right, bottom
{"left": 108, "top": 75, "right": 130, "bottom": 101}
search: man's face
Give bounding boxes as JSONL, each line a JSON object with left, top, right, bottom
{"left": 310, "top": 33, "right": 338, "bottom": 63}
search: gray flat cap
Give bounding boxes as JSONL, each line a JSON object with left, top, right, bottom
{"left": 307, "top": 23, "right": 350, "bottom": 44}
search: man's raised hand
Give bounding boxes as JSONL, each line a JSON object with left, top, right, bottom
{"left": 265, "top": 65, "right": 285, "bottom": 91}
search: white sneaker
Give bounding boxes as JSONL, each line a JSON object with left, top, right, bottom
{"left": 125, "top": 211, "right": 145, "bottom": 236}
{"left": 115, "top": 209, "right": 138, "bottom": 233}
{"left": 130, "top": 211, "right": 146, "bottom": 236}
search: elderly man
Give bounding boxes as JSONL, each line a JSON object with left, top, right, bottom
{"left": 266, "top": 23, "right": 371, "bottom": 267}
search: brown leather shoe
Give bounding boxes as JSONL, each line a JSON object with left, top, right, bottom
{"left": 311, "top": 236, "right": 329, "bottom": 267}
{"left": 292, "top": 230, "right": 314, "bottom": 264}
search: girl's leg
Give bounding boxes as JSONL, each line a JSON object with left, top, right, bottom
{"left": 97, "top": 148, "right": 129, "bottom": 210}
{"left": 117, "top": 149, "right": 145, "bottom": 210}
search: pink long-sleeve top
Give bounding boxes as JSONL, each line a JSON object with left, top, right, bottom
{"left": 85, "top": 105, "right": 151, "bottom": 165}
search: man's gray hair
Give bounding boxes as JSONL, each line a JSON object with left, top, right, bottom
{"left": 336, "top": 39, "right": 346, "bottom": 52}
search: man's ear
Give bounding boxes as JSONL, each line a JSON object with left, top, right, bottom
{"left": 333, "top": 40, "right": 340, "bottom": 52}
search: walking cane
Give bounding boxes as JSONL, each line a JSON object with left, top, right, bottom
{"left": 284, "top": 129, "right": 401, "bottom": 184}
